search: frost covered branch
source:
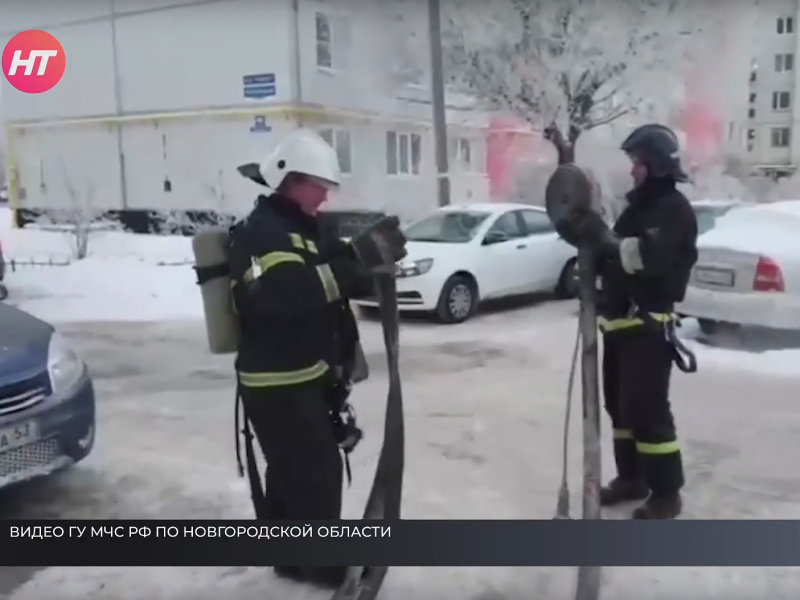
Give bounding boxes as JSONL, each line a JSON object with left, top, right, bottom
{"left": 444, "top": 0, "right": 703, "bottom": 163}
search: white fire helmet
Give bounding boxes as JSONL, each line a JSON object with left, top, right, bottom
{"left": 237, "top": 128, "right": 341, "bottom": 190}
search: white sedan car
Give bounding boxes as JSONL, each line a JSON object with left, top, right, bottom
{"left": 677, "top": 200, "right": 800, "bottom": 334}
{"left": 352, "top": 202, "right": 578, "bottom": 323}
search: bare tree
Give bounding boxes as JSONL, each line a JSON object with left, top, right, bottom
{"left": 33, "top": 159, "right": 117, "bottom": 260}
{"left": 444, "top": 0, "right": 704, "bottom": 164}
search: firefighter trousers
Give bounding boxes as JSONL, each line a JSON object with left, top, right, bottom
{"left": 602, "top": 330, "right": 685, "bottom": 496}
{"left": 239, "top": 380, "right": 343, "bottom": 520}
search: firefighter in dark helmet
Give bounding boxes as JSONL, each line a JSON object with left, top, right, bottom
{"left": 229, "top": 129, "right": 407, "bottom": 586}
{"left": 576, "top": 123, "right": 699, "bottom": 519}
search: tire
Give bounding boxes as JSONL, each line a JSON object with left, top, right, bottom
{"left": 698, "top": 318, "right": 740, "bottom": 336}
{"left": 435, "top": 275, "right": 478, "bottom": 324}
{"left": 554, "top": 258, "right": 579, "bottom": 299}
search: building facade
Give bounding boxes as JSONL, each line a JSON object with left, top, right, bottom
{"left": 746, "top": 0, "right": 800, "bottom": 173}
{"left": 0, "top": 0, "right": 490, "bottom": 224}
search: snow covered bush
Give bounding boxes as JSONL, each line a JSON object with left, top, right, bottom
{"left": 33, "top": 162, "right": 117, "bottom": 260}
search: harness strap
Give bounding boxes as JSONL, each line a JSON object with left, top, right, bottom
{"left": 193, "top": 262, "right": 229, "bottom": 285}
{"left": 664, "top": 321, "right": 698, "bottom": 373}
{"left": 235, "top": 387, "right": 243, "bottom": 477}
{"left": 235, "top": 382, "right": 267, "bottom": 519}
{"left": 343, "top": 453, "right": 353, "bottom": 486}
{"left": 637, "top": 312, "right": 698, "bottom": 373}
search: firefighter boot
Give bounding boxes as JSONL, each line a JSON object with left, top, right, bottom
{"left": 600, "top": 477, "right": 650, "bottom": 506}
{"left": 634, "top": 449, "right": 685, "bottom": 519}
{"left": 274, "top": 566, "right": 347, "bottom": 589}
{"left": 600, "top": 438, "right": 649, "bottom": 506}
{"left": 632, "top": 492, "right": 683, "bottom": 519}
{"left": 306, "top": 566, "right": 348, "bottom": 589}
{"left": 274, "top": 566, "right": 310, "bottom": 583}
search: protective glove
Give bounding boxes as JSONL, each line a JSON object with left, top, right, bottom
{"left": 321, "top": 232, "right": 355, "bottom": 255}
{"left": 350, "top": 216, "right": 408, "bottom": 274}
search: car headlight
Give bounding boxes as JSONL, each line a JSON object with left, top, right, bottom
{"left": 397, "top": 258, "right": 434, "bottom": 278}
{"left": 47, "top": 332, "right": 86, "bottom": 394}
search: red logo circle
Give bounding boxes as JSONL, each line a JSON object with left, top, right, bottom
{"left": 2, "top": 30, "right": 66, "bottom": 94}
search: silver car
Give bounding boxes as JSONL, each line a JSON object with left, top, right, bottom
{"left": 678, "top": 200, "right": 800, "bottom": 335}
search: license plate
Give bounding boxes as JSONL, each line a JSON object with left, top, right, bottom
{"left": 694, "top": 267, "right": 735, "bottom": 287}
{"left": 0, "top": 420, "right": 40, "bottom": 452}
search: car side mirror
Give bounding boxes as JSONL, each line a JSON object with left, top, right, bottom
{"left": 483, "top": 230, "right": 509, "bottom": 245}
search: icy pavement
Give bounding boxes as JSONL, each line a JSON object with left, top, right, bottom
{"left": 2, "top": 302, "right": 800, "bottom": 599}
{"left": 4, "top": 210, "right": 800, "bottom": 597}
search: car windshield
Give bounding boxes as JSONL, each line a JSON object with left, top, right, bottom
{"left": 404, "top": 211, "right": 491, "bottom": 243}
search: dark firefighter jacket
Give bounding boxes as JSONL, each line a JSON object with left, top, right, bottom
{"left": 228, "top": 194, "right": 372, "bottom": 388}
{"left": 598, "top": 177, "right": 698, "bottom": 334}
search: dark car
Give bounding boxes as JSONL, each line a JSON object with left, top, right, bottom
{"left": 0, "top": 302, "right": 95, "bottom": 488}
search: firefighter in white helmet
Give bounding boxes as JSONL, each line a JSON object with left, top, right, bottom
{"left": 230, "top": 129, "right": 406, "bottom": 587}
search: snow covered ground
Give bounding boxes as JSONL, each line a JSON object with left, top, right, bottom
{"left": 0, "top": 208, "right": 200, "bottom": 322}
{"left": 3, "top": 207, "right": 800, "bottom": 598}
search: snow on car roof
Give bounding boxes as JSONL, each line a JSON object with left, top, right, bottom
{"left": 713, "top": 200, "right": 800, "bottom": 223}
{"left": 753, "top": 199, "right": 800, "bottom": 218}
{"left": 691, "top": 198, "right": 748, "bottom": 208}
{"left": 440, "top": 202, "right": 544, "bottom": 213}
{"left": 699, "top": 200, "right": 800, "bottom": 257}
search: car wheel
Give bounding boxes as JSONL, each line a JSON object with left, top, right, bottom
{"left": 555, "top": 258, "right": 579, "bottom": 299}
{"left": 435, "top": 275, "right": 478, "bottom": 324}
{"left": 697, "top": 318, "right": 740, "bottom": 335}
{"left": 0, "top": 283, "right": 7, "bottom": 301}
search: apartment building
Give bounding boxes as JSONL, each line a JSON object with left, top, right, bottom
{"left": 0, "top": 0, "right": 489, "bottom": 224}
{"left": 745, "top": 0, "right": 800, "bottom": 173}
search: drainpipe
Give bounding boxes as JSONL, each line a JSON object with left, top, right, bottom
{"left": 428, "top": 0, "right": 450, "bottom": 206}
{"left": 109, "top": 0, "right": 130, "bottom": 209}
{"left": 291, "top": 0, "right": 304, "bottom": 127}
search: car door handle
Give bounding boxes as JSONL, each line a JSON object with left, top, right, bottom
{"left": 516, "top": 244, "right": 527, "bottom": 249}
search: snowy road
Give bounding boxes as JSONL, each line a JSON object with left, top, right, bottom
{"left": 4, "top": 299, "right": 800, "bottom": 599}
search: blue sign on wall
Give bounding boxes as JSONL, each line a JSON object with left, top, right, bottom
{"left": 243, "top": 73, "right": 276, "bottom": 100}
{"left": 250, "top": 115, "right": 272, "bottom": 134}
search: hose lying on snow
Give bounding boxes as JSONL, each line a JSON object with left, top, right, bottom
{"left": 554, "top": 319, "right": 582, "bottom": 520}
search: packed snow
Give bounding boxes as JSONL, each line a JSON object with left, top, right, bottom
{"left": 4, "top": 207, "right": 800, "bottom": 598}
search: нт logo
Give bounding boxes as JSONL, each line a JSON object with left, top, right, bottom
{"left": 2, "top": 30, "right": 66, "bottom": 94}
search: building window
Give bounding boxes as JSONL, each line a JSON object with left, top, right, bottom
{"left": 386, "top": 131, "right": 421, "bottom": 175}
{"left": 315, "top": 13, "right": 333, "bottom": 69}
{"left": 749, "top": 93, "right": 756, "bottom": 103}
{"left": 777, "top": 17, "right": 794, "bottom": 34}
{"left": 748, "top": 108, "right": 756, "bottom": 118}
{"left": 776, "top": 53, "right": 795, "bottom": 72}
{"left": 772, "top": 91, "right": 791, "bottom": 110}
{"left": 771, "top": 127, "right": 790, "bottom": 147}
{"left": 449, "top": 137, "right": 483, "bottom": 172}
{"left": 319, "top": 128, "right": 352, "bottom": 174}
